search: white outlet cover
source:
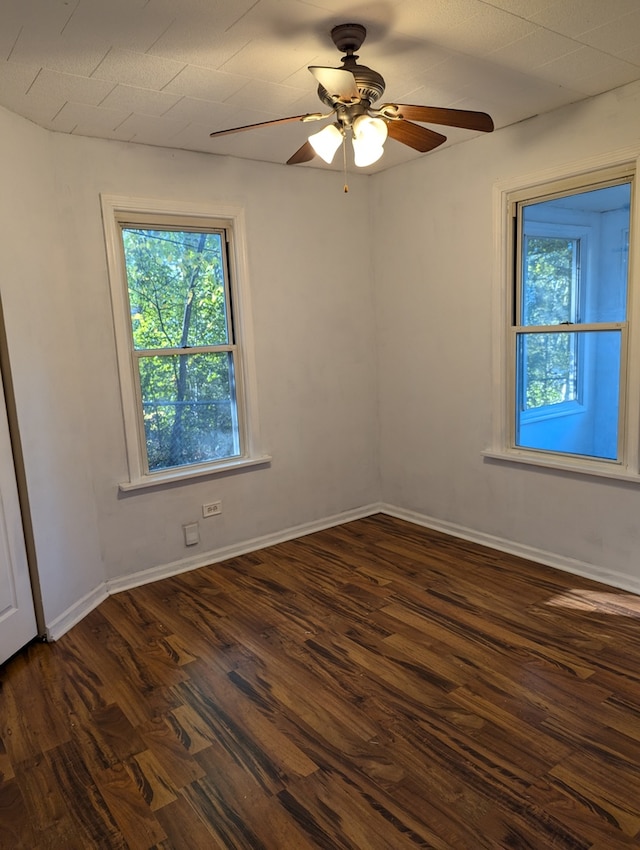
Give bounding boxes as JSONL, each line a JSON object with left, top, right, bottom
{"left": 183, "top": 522, "right": 199, "bottom": 545}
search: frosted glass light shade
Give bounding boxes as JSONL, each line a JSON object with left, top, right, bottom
{"left": 353, "top": 139, "right": 384, "bottom": 166}
{"left": 308, "top": 124, "right": 344, "bottom": 163}
{"left": 352, "top": 115, "right": 387, "bottom": 167}
{"left": 352, "top": 114, "right": 388, "bottom": 144}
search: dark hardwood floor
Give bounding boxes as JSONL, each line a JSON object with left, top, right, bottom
{"left": 1, "top": 513, "right": 640, "bottom": 849}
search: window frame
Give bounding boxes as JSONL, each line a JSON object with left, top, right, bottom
{"left": 101, "top": 195, "right": 270, "bottom": 491}
{"left": 487, "top": 153, "right": 640, "bottom": 482}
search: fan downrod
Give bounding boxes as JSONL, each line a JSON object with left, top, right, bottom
{"left": 330, "top": 23, "right": 367, "bottom": 54}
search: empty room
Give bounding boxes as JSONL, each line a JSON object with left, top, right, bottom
{"left": 1, "top": 1, "right": 640, "bottom": 847}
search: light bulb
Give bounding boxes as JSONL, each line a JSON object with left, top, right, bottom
{"left": 308, "top": 124, "right": 344, "bottom": 164}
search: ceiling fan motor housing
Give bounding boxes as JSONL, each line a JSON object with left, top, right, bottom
{"left": 317, "top": 59, "right": 386, "bottom": 109}
{"left": 318, "top": 23, "right": 386, "bottom": 108}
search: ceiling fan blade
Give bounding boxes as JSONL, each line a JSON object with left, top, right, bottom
{"left": 287, "top": 140, "right": 316, "bottom": 165}
{"left": 381, "top": 104, "right": 494, "bottom": 133}
{"left": 209, "top": 113, "right": 324, "bottom": 139}
{"left": 308, "top": 66, "right": 360, "bottom": 101}
{"left": 386, "top": 120, "right": 447, "bottom": 153}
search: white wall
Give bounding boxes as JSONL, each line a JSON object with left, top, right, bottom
{"left": 0, "top": 108, "right": 105, "bottom": 626}
{"left": 372, "top": 80, "right": 640, "bottom": 593}
{"left": 50, "top": 137, "right": 380, "bottom": 592}
{"left": 0, "top": 110, "right": 380, "bottom": 632}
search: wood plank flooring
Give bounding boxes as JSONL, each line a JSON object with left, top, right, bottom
{"left": 1, "top": 513, "right": 640, "bottom": 849}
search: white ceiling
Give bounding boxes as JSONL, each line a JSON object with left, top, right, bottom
{"left": 2, "top": 0, "right": 640, "bottom": 173}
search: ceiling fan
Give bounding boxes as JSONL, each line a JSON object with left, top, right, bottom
{"left": 209, "top": 23, "right": 494, "bottom": 169}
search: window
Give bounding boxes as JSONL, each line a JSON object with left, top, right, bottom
{"left": 519, "top": 225, "right": 585, "bottom": 421}
{"left": 490, "top": 161, "right": 640, "bottom": 479}
{"left": 102, "top": 196, "right": 268, "bottom": 489}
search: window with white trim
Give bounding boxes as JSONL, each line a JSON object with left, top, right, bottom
{"left": 102, "top": 196, "right": 267, "bottom": 489}
{"left": 493, "top": 163, "right": 638, "bottom": 476}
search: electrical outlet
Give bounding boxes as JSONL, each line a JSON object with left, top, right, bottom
{"left": 202, "top": 500, "right": 222, "bottom": 518}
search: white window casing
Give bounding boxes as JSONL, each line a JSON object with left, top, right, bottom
{"left": 101, "top": 195, "right": 270, "bottom": 491}
{"left": 486, "top": 150, "right": 640, "bottom": 482}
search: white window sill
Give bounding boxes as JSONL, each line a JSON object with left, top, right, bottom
{"left": 119, "top": 454, "right": 272, "bottom": 492}
{"left": 482, "top": 449, "right": 640, "bottom": 484}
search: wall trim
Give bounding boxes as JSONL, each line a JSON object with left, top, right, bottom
{"left": 46, "top": 500, "right": 640, "bottom": 641}
{"left": 107, "top": 502, "right": 383, "bottom": 596}
{"left": 380, "top": 503, "right": 640, "bottom": 597}
{"left": 45, "top": 583, "right": 109, "bottom": 642}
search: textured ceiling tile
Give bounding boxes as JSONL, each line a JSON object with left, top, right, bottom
{"left": 162, "top": 96, "right": 247, "bottom": 127}
{"left": 219, "top": 39, "right": 317, "bottom": 84}
{"left": 281, "top": 59, "right": 327, "bottom": 90}
{"left": 145, "top": 0, "right": 258, "bottom": 32}
{"left": 576, "top": 10, "right": 640, "bottom": 58}
{"left": 0, "top": 18, "right": 21, "bottom": 62}
{"left": 565, "top": 58, "right": 640, "bottom": 97}
{"left": 435, "top": 6, "right": 537, "bottom": 55}
{"left": 534, "top": 45, "right": 639, "bottom": 93}
{"left": 62, "top": 0, "right": 174, "bottom": 54}
{"left": 224, "top": 78, "right": 313, "bottom": 112}
{"left": 0, "top": 58, "right": 40, "bottom": 93}
{"left": 9, "top": 31, "right": 109, "bottom": 76}
{"left": 296, "top": 0, "right": 405, "bottom": 13}
{"left": 113, "top": 112, "right": 191, "bottom": 144}
{"left": 99, "top": 84, "right": 181, "bottom": 116}
{"left": 27, "top": 68, "right": 114, "bottom": 106}
{"left": 393, "top": 0, "right": 488, "bottom": 40}
{"left": 475, "top": 0, "right": 556, "bottom": 16}
{"left": 145, "top": 19, "right": 249, "bottom": 69}
{"left": 50, "top": 101, "right": 132, "bottom": 134}
{"left": 3, "top": 0, "right": 76, "bottom": 35}
{"left": 0, "top": 60, "right": 57, "bottom": 122}
{"left": 619, "top": 44, "right": 640, "bottom": 66}
{"left": 91, "top": 48, "right": 185, "bottom": 89}
{"left": 162, "top": 65, "right": 249, "bottom": 101}
{"left": 488, "top": 27, "right": 582, "bottom": 71}
{"left": 528, "top": 0, "right": 639, "bottom": 37}
{"left": 220, "top": 0, "right": 326, "bottom": 43}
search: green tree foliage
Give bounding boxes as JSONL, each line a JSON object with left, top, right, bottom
{"left": 521, "top": 236, "right": 578, "bottom": 410}
{"left": 122, "top": 228, "right": 238, "bottom": 471}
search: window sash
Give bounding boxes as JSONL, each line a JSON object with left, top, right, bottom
{"left": 122, "top": 225, "right": 234, "bottom": 351}
{"left": 508, "top": 324, "right": 628, "bottom": 461}
{"left": 133, "top": 349, "right": 241, "bottom": 473}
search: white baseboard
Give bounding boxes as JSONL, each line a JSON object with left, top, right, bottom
{"left": 106, "top": 502, "right": 383, "bottom": 596}
{"left": 46, "top": 499, "right": 640, "bottom": 641}
{"left": 45, "top": 582, "right": 109, "bottom": 642}
{"left": 380, "top": 502, "right": 640, "bottom": 597}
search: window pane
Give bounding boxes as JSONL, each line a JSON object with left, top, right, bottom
{"left": 522, "top": 236, "right": 577, "bottom": 326}
{"left": 516, "top": 330, "right": 621, "bottom": 460}
{"left": 122, "top": 229, "right": 229, "bottom": 349}
{"left": 138, "top": 353, "right": 239, "bottom": 472}
{"left": 522, "top": 182, "right": 630, "bottom": 325}
{"left": 519, "top": 331, "right": 577, "bottom": 410}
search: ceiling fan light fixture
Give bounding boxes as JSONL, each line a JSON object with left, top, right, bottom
{"left": 352, "top": 138, "right": 385, "bottom": 167}
{"left": 308, "top": 123, "right": 344, "bottom": 163}
{"left": 352, "top": 114, "right": 388, "bottom": 166}
{"left": 352, "top": 114, "right": 388, "bottom": 145}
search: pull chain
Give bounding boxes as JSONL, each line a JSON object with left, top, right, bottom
{"left": 342, "top": 134, "right": 349, "bottom": 193}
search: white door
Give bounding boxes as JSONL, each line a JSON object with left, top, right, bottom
{"left": 0, "top": 369, "right": 37, "bottom": 664}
